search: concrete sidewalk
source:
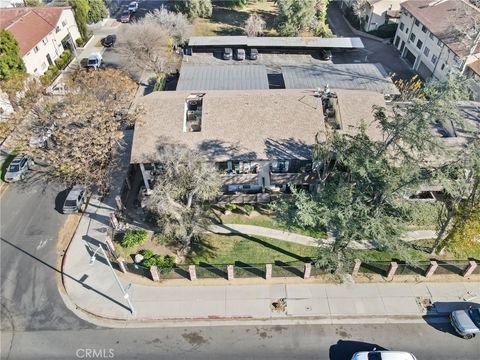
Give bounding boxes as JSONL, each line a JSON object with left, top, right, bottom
{"left": 62, "top": 193, "right": 479, "bottom": 326}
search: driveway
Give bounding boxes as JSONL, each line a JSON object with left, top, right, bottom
{"left": 327, "top": 2, "right": 415, "bottom": 80}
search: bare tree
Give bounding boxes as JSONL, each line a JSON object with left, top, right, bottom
{"left": 116, "top": 19, "right": 180, "bottom": 78}
{"left": 143, "top": 145, "right": 221, "bottom": 256}
{"left": 145, "top": 7, "right": 192, "bottom": 47}
{"left": 244, "top": 13, "right": 266, "bottom": 37}
{"left": 23, "top": 69, "right": 137, "bottom": 192}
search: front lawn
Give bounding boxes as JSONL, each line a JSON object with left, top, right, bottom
{"left": 191, "top": 233, "right": 318, "bottom": 264}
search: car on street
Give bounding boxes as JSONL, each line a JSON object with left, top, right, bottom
{"left": 128, "top": 1, "right": 138, "bottom": 12}
{"left": 4, "top": 154, "right": 34, "bottom": 182}
{"left": 319, "top": 48, "right": 332, "bottom": 60}
{"left": 223, "top": 47, "right": 233, "bottom": 60}
{"left": 87, "top": 52, "right": 102, "bottom": 69}
{"left": 62, "top": 186, "right": 87, "bottom": 214}
{"left": 101, "top": 34, "right": 116, "bottom": 48}
{"left": 450, "top": 307, "right": 480, "bottom": 339}
{"left": 235, "top": 48, "right": 246, "bottom": 60}
{"left": 120, "top": 10, "right": 132, "bottom": 23}
{"left": 248, "top": 48, "right": 258, "bottom": 60}
{"left": 351, "top": 350, "right": 417, "bottom": 360}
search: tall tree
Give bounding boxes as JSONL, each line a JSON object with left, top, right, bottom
{"left": 69, "top": 0, "right": 90, "bottom": 40}
{"left": 87, "top": 0, "right": 108, "bottom": 23}
{"left": 352, "top": 0, "right": 369, "bottom": 30}
{"left": 244, "top": 13, "right": 266, "bottom": 37}
{"left": 117, "top": 18, "right": 179, "bottom": 78}
{"left": 275, "top": 74, "right": 469, "bottom": 272}
{"left": 179, "top": 0, "right": 212, "bottom": 20}
{"left": 145, "top": 7, "right": 192, "bottom": 47}
{"left": 144, "top": 145, "right": 221, "bottom": 256}
{"left": 276, "top": 0, "right": 330, "bottom": 36}
{"left": 0, "top": 30, "right": 26, "bottom": 80}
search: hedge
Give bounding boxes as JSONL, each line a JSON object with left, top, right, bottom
{"left": 54, "top": 50, "right": 72, "bottom": 70}
{"left": 368, "top": 23, "right": 398, "bottom": 39}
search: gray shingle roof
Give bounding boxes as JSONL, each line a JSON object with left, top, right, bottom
{"left": 177, "top": 65, "right": 270, "bottom": 91}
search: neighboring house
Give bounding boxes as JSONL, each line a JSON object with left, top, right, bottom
{"left": 0, "top": 7, "right": 80, "bottom": 76}
{"left": 363, "top": 0, "right": 405, "bottom": 32}
{"left": 393, "top": 0, "right": 480, "bottom": 81}
{"left": 130, "top": 89, "right": 387, "bottom": 202}
{"left": 0, "top": 0, "right": 23, "bottom": 8}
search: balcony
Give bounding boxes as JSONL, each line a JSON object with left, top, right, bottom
{"left": 220, "top": 173, "right": 258, "bottom": 185}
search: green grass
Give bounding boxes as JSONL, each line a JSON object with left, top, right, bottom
{"left": 412, "top": 239, "right": 480, "bottom": 259}
{"left": 219, "top": 212, "right": 328, "bottom": 239}
{"left": 191, "top": 233, "right": 318, "bottom": 265}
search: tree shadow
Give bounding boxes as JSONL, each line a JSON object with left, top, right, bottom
{"left": 359, "top": 262, "right": 388, "bottom": 277}
{"left": 264, "top": 138, "right": 312, "bottom": 160}
{"left": 197, "top": 139, "right": 257, "bottom": 161}
{"left": 235, "top": 261, "right": 265, "bottom": 278}
{"left": 215, "top": 26, "right": 244, "bottom": 36}
{"left": 198, "top": 262, "right": 228, "bottom": 279}
{"left": 54, "top": 188, "right": 70, "bottom": 214}
{"left": 329, "top": 340, "right": 387, "bottom": 360}
{"left": 211, "top": 5, "right": 251, "bottom": 28}
{"left": 173, "top": 266, "right": 191, "bottom": 280}
{"left": 274, "top": 260, "right": 304, "bottom": 277}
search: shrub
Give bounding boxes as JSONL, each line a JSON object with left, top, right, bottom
{"left": 141, "top": 249, "right": 155, "bottom": 260}
{"left": 152, "top": 74, "right": 166, "bottom": 92}
{"left": 368, "top": 23, "right": 398, "bottom": 38}
{"left": 143, "top": 254, "right": 176, "bottom": 273}
{"left": 224, "top": 203, "right": 237, "bottom": 212}
{"left": 344, "top": 7, "right": 361, "bottom": 30}
{"left": 55, "top": 50, "right": 72, "bottom": 70}
{"left": 39, "top": 64, "right": 59, "bottom": 85}
{"left": 242, "top": 204, "right": 254, "bottom": 216}
{"left": 76, "top": 37, "right": 85, "bottom": 47}
{"left": 120, "top": 229, "right": 148, "bottom": 248}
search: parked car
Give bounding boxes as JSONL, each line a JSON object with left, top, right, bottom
{"left": 319, "top": 48, "right": 332, "bottom": 60}
{"left": 120, "top": 10, "right": 132, "bottom": 23}
{"left": 4, "top": 154, "right": 34, "bottom": 182}
{"left": 101, "top": 34, "right": 116, "bottom": 48}
{"left": 128, "top": 1, "right": 138, "bottom": 12}
{"left": 87, "top": 52, "right": 102, "bottom": 69}
{"left": 352, "top": 351, "right": 417, "bottom": 360}
{"left": 248, "top": 48, "right": 258, "bottom": 60}
{"left": 235, "top": 48, "right": 246, "bottom": 60}
{"left": 62, "top": 186, "right": 87, "bottom": 214}
{"left": 450, "top": 308, "right": 480, "bottom": 339}
{"left": 223, "top": 48, "right": 233, "bottom": 60}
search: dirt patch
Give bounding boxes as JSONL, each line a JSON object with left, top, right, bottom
{"left": 56, "top": 213, "right": 82, "bottom": 268}
{"left": 181, "top": 331, "right": 208, "bottom": 346}
{"left": 271, "top": 298, "right": 287, "bottom": 313}
{"left": 113, "top": 231, "right": 176, "bottom": 264}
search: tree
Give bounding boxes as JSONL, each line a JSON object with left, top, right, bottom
{"left": 0, "top": 30, "right": 26, "bottom": 80}
{"left": 87, "top": 0, "right": 108, "bottom": 23}
{"left": 24, "top": 69, "right": 137, "bottom": 192}
{"left": 352, "top": 0, "right": 369, "bottom": 30}
{"left": 145, "top": 7, "right": 192, "bottom": 46}
{"left": 23, "top": 0, "right": 41, "bottom": 6}
{"left": 275, "top": 74, "right": 469, "bottom": 272}
{"left": 179, "top": 0, "right": 212, "bottom": 20}
{"left": 117, "top": 18, "right": 179, "bottom": 78}
{"left": 144, "top": 145, "right": 221, "bottom": 255}
{"left": 244, "top": 13, "right": 266, "bottom": 37}
{"left": 276, "top": 0, "right": 331, "bottom": 36}
{"left": 69, "top": 0, "right": 90, "bottom": 40}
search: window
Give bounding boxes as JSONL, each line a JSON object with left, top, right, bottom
{"left": 424, "top": 47, "right": 430, "bottom": 56}
{"left": 431, "top": 54, "right": 438, "bottom": 64}
{"left": 410, "top": 33, "right": 416, "bottom": 42}
{"left": 414, "top": 19, "right": 420, "bottom": 26}
{"left": 42, "top": 38, "right": 48, "bottom": 45}
{"left": 41, "top": 61, "right": 47, "bottom": 70}
{"left": 441, "top": 63, "right": 445, "bottom": 71}
{"left": 56, "top": 26, "right": 60, "bottom": 33}
{"left": 416, "top": 39, "right": 423, "bottom": 49}
{"left": 394, "top": 36, "right": 400, "bottom": 47}
{"left": 421, "top": 25, "right": 427, "bottom": 33}
{"left": 34, "top": 68, "right": 38, "bottom": 73}
{"left": 62, "top": 20, "right": 67, "bottom": 27}
{"left": 400, "top": 22, "right": 405, "bottom": 31}
{"left": 406, "top": 27, "right": 409, "bottom": 34}
{"left": 429, "top": 33, "right": 434, "bottom": 40}
{"left": 33, "top": 45, "right": 39, "bottom": 53}
{"left": 437, "top": 39, "right": 442, "bottom": 47}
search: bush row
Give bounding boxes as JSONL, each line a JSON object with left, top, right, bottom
{"left": 141, "top": 249, "right": 176, "bottom": 273}
{"left": 54, "top": 50, "right": 72, "bottom": 70}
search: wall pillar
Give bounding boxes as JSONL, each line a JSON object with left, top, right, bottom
{"left": 117, "top": 257, "right": 127, "bottom": 273}
{"left": 227, "top": 265, "right": 234, "bottom": 280}
{"left": 303, "top": 263, "right": 312, "bottom": 279}
{"left": 150, "top": 266, "right": 160, "bottom": 282}
{"left": 352, "top": 258, "right": 362, "bottom": 276}
{"left": 425, "top": 261, "right": 438, "bottom": 277}
{"left": 189, "top": 265, "right": 197, "bottom": 281}
{"left": 139, "top": 163, "right": 151, "bottom": 193}
{"left": 463, "top": 261, "right": 478, "bottom": 277}
{"left": 386, "top": 261, "right": 398, "bottom": 279}
{"left": 265, "top": 264, "right": 272, "bottom": 280}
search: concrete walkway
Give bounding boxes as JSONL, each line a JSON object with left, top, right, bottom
{"left": 208, "top": 224, "right": 437, "bottom": 249}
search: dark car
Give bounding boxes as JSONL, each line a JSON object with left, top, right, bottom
{"left": 101, "top": 35, "right": 117, "bottom": 48}
{"left": 248, "top": 48, "right": 258, "bottom": 60}
{"left": 223, "top": 48, "right": 233, "bottom": 60}
{"left": 319, "top": 48, "right": 332, "bottom": 60}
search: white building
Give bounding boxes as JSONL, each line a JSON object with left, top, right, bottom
{"left": 393, "top": 0, "right": 480, "bottom": 81}
{"left": 339, "top": 0, "right": 405, "bottom": 32}
{"left": 0, "top": 7, "right": 81, "bottom": 76}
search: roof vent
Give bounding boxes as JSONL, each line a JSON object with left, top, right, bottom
{"left": 184, "top": 94, "right": 204, "bottom": 132}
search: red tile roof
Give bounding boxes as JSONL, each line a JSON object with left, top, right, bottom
{"left": 468, "top": 59, "right": 480, "bottom": 76}
{"left": 0, "top": 7, "right": 69, "bottom": 57}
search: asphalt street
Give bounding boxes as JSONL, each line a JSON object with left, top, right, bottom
{"left": 2, "top": 323, "right": 480, "bottom": 360}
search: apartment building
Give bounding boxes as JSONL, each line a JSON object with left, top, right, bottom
{"left": 0, "top": 7, "right": 80, "bottom": 75}
{"left": 339, "top": 0, "right": 404, "bottom": 32}
{"left": 393, "top": 0, "right": 480, "bottom": 81}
